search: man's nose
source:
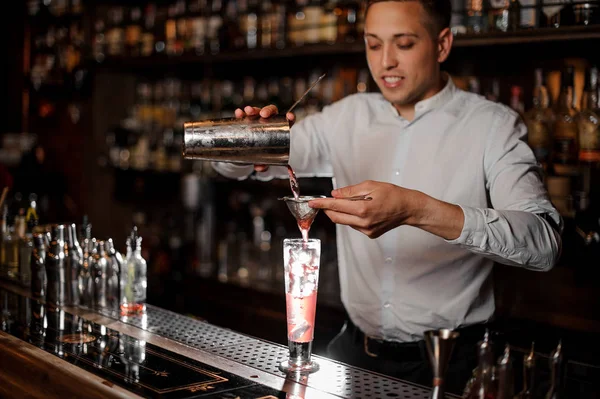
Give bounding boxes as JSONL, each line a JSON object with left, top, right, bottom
{"left": 382, "top": 44, "right": 398, "bottom": 70}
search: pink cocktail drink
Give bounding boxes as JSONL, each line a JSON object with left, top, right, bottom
{"left": 280, "top": 238, "right": 321, "bottom": 374}
{"left": 286, "top": 291, "right": 317, "bottom": 342}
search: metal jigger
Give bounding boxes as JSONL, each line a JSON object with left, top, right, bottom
{"left": 424, "top": 329, "right": 460, "bottom": 399}
{"left": 279, "top": 196, "right": 326, "bottom": 229}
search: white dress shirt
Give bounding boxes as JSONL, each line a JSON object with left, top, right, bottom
{"left": 212, "top": 75, "right": 563, "bottom": 343}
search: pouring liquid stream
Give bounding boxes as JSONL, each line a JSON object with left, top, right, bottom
{"left": 286, "top": 164, "right": 312, "bottom": 243}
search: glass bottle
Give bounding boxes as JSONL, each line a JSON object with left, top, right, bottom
{"left": 463, "top": 331, "right": 496, "bottom": 398}
{"left": 496, "top": 345, "right": 514, "bottom": 399}
{"left": 0, "top": 205, "right": 7, "bottom": 277}
{"left": 577, "top": 66, "right": 600, "bottom": 164}
{"left": 552, "top": 65, "right": 579, "bottom": 176}
{"left": 105, "top": 238, "right": 123, "bottom": 312}
{"left": 65, "top": 223, "right": 83, "bottom": 306}
{"left": 525, "top": 68, "right": 555, "bottom": 169}
{"left": 489, "top": 0, "right": 510, "bottom": 31}
{"left": 545, "top": 341, "right": 563, "bottom": 399}
{"left": 518, "top": 343, "right": 536, "bottom": 399}
{"left": 141, "top": 4, "right": 157, "bottom": 57}
{"left": 30, "top": 233, "right": 47, "bottom": 299}
{"left": 45, "top": 225, "right": 68, "bottom": 309}
{"left": 106, "top": 6, "right": 125, "bottom": 57}
{"left": 80, "top": 224, "right": 93, "bottom": 308}
{"left": 9, "top": 211, "right": 27, "bottom": 281}
{"left": 92, "top": 240, "right": 108, "bottom": 309}
{"left": 467, "top": 0, "right": 487, "bottom": 33}
{"left": 20, "top": 197, "right": 39, "bottom": 287}
{"left": 120, "top": 227, "right": 147, "bottom": 315}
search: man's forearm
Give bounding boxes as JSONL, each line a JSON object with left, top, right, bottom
{"left": 408, "top": 192, "right": 465, "bottom": 241}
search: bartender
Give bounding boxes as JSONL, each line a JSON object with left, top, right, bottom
{"left": 212, "top": 0, "right": 562, "bottom": 393}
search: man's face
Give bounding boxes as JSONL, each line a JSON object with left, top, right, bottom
{"left": 364, "top": 1, "right": 442, "bottom": 107}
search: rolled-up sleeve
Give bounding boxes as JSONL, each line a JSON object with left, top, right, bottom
{"left": 446, "top": 108, "right": 563, "bottom": 271}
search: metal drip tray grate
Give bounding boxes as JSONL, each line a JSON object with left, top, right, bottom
{"left": 97, "top": 305, "right": 254, "bottom": 350}
{"left": 209, "top": 341, "right": 434, "bottom": 399}
{"left": 97, "top": 305, "right": 439, "bottom": 398}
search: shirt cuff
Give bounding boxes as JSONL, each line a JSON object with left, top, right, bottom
{"left": 445, "top": 204, "right": 486, "bottom": 247}
{"left": 210, "top": 161, "right": 254, "bottom": 180}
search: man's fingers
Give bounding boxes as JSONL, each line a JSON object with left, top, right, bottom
{"left": 331, "top": 181, "right": 374, "bottom": 199}
{"left": 234, "top": 108, "right": 245, "bottom": 118}
{"left": 254, "top": 164, "right": 269, "bottom": 172}
{"left": 309, "top": 198, "right": 368, "bottom": 217}
{"left": 260, "top": 104, "right": 279, "bottom": 118}
{"left": 323, "top": 210, "right": 366, "bottom": 228}
{"left": 245, "top": 106, "right": 262, "bottom": 116}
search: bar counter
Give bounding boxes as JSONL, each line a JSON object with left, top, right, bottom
{"left": 0, "top": 280, "right": 450, "bottom": 399}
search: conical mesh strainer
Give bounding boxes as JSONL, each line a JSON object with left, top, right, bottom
{"left": 279, "top": 196, "right": 326, "bottom": 224}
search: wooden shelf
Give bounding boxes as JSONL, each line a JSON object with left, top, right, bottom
{"left": 91, "top": 25, "right": 600, "bottom": 70}
{"left": 453, "top": 24, "right": 600, "bottom": 47}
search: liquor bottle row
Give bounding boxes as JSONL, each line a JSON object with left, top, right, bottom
{"left": 27, "top": 0, "right": 85, "bottom": 18}
{"left": 451, "top": 0, "right": 600, "bottom": 35}
{"left": 90, "top": 0, "right": 600, "bottom": 61}
{"left": 0, "top": 200, "right": 148, "bottom": 316}
{"left": 28, "top": 3, "right": 87, "bottom": 91}
{"left": 92, "top": 0, "right": 365, "bottom": 60}
{"left": 459, "top": 64, "right": 600, "bottom": 218}
{"left": 462, "top": 333, "right": 564, "bottom": 399}
{"left": 524, "top": 65, "right": 600, "bottom": 218}
{"left": 104, "top": 66, "right": 371, "bottom": 173}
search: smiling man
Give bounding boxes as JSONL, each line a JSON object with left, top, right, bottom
{"left": 212, "top": 0, "right": 562, "bottom": 393}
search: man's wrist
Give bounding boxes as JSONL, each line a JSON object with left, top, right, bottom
{"left": 405, "top": 190, "right": 430, "bottom": 227}
{"left": 407, "top": 191, "right": 465, "bottom": 240}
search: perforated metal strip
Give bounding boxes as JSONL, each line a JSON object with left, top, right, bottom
{"left": 96, "top": 305, "right": 446, "bottom": 399}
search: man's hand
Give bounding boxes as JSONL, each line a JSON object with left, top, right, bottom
{"left": 308, "top": 180, "right": 465, "bottom": 240}
{"left": 234, "top": 104, "right": 296, "bottom": 173}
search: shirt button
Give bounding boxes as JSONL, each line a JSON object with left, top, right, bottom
{"left": 467, "top": 238, "right": 473, "bottom": 245}
{"left": 384, "top": 302, "right": 391, "bottom": 309}
{"left": 394, "top": 170, "right": 400, "bottom": 176}
{"left": 385, "top": 257, "right": 393, "bottom": 264}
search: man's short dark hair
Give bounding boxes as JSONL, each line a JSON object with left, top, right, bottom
{"left": 365, "top": 0, "right": 452, "bottom": 36}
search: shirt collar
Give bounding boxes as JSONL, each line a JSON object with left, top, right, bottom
{"left": 386, "top": 73, "right": 457, "bottom": 121}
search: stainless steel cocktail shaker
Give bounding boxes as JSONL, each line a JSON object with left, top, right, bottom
{"left": 182, "top": 115, "right": 291, "bottom": 165}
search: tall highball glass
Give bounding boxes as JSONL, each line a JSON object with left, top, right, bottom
{"left": 279, "top": 238, "right": 321, "bottom": 374}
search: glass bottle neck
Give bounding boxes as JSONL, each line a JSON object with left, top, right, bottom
{"left": 582, "top": 89, "right": 598, "bottom": 111}
{"left": 533, "top": 85, "right": 550, "bottom": 109}
{"left": 557, "top": 85, "right": 574, "bottom": 110}
{"left": 126, "top": 244, "right": 142, "bottom": 257}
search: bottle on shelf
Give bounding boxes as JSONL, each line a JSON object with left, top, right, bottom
{"left": 577, "top": 65, "right": 600, "bottom": 166}
{"left": 525, "top": 68, "right": 555, "bottom": 169}
{"left": 552, "top": 65, "right": 579, "bottom": 177}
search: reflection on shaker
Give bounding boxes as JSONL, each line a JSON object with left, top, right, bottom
{"left": 182, "top": 115, "right": 291, "bottom": 165}
{"left": 92, "top": 241, "right": 108, "bottom": 310}
{"left": 65, "top": 223, "right": 84, "bottom": 306}
{"left": 80, "top": 235, "right": 94, "bottom": 308}
{"left": 105, "top": 238, "right": 123, "bottom": 312}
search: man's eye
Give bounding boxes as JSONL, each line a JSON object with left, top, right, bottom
{"left": 368, "top": 44, "right": 381, "bottom": 50}
{"left": 397, "top": 43, "right": 414, "bottom": 50}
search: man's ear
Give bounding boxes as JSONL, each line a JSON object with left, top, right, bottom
{"left": 437, "top": 27, "right": 453, "bottom": 63}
